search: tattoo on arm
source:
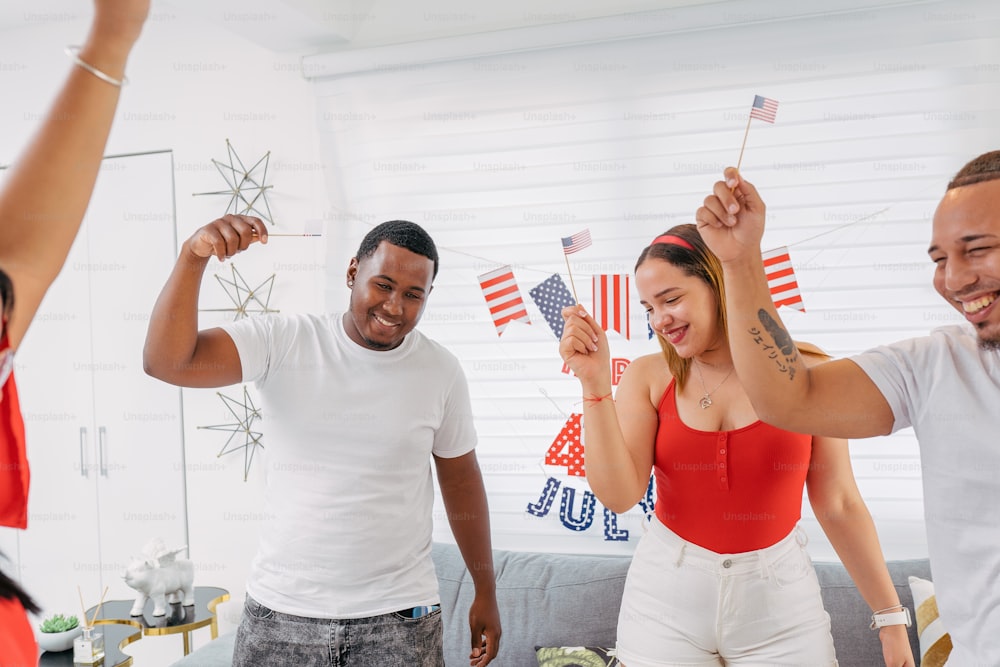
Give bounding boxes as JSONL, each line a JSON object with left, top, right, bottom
{"left": 750, "top": 310, "right": 800, "bottom": 380}
{"left": 759, "top": 310, "right": 795, "bottom": 355}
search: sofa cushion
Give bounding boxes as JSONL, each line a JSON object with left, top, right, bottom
{"left": 814, "top": 558, "right": 928, "bottom": 665}
{"left": 434, "top": 543, "right": 629, "bottom": 667}
{"left": 170, "top": 630, "right": 236, "bottom": 666}
{"left": 908, "top": 575, "right": 952, "bottom": 666}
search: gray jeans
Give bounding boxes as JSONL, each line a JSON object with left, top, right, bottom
{"left": 232, "top": 595, "right": 445, "bottom": 667}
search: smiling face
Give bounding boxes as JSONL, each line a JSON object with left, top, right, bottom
{"left": 636, "top": 257, "right": 724, "bottom": 358}
{"left": 929, "top": 179, "right": 1000, "bottom": 350}
{"left": 343, "top": 241, "right": 435, "bottom": 351}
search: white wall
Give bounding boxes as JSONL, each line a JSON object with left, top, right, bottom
{"left": 0, "top": 7, "right": 329, "bottom": 661}
{"left": 305, "top": 0, "right": 1000, "bottom": 563}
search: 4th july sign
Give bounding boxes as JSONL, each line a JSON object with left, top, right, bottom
{"left": 526, "top": 357, "right": 653, "bottom": 541}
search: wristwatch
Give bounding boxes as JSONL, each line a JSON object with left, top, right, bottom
{"left": 870, "top": 607, "right": 912, "bottom": 630}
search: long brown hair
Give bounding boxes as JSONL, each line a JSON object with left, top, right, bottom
{"left": 635, "top": 224, "right": 728, "bottom": 390}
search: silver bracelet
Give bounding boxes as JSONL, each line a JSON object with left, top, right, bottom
{"left": 64, "top": 46, "right": 128, "bottom": 87}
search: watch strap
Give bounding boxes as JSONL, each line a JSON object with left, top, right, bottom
{"left": 870, "top": 607, "right": 912, "bottom": 630}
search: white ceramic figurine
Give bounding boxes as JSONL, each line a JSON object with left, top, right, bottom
{"left": 123, "top": 538, "right": 195, "bottom": 616}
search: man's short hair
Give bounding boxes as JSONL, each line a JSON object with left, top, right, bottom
{"left": 355, "top": 220, "right": 439, "bottom": 279}
{"left": 947, "top": 150, "right": 1000, "bottom": 190}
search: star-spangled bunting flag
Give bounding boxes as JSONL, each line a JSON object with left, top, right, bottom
{"left": 593, "top": 274, "right": 630, "bottom": 339}
{"left": 479, "top": 265, "right": 531, "bottom": 336}
{"left": 749, "top": 95, "right": 779, "bottom": 123}
{"left": 529, "top": 274, "right": 576, "bottom": 339}
{"left": 762, "top": 246, "right": 805, "bottom": 312}
{"left": 561, "top": 229, "right": 592, "bottom": 255}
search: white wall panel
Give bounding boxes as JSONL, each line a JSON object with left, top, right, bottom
{"left": 308, "top": 0, "right": 1000, "bottom": 559}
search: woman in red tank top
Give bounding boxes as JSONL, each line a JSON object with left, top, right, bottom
{"left": 559, "top": 224, "right": 914, "bottom": 667}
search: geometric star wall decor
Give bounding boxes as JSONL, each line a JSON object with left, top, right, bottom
{"left": 192, "top": 138, "right": 274, "bottom": 224}
{"left": 199, "top": 263, "right": 279, "bottom": 321}
{"left": 198, "top": 385, "right": 263, "bottom": 482}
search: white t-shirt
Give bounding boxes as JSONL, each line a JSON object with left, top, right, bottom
{"left": 851, "top": 325, "right": 1000, "bottom": 663}
{"left": 221, "top": 313, "right": 477, "bottom": 619}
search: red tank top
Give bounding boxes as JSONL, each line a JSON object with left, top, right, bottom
{"left": 0, "top": 596, "right": 38, "bottom": 663}
{"left": 1, "top": 369, "right": 30, "bottom": 529}
{"left": 653, "top": 379, "right": 812, "bottom": 553}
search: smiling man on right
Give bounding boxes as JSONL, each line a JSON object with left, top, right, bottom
{"left": 695, "top": 152, "right": 1000, "bottom": 665}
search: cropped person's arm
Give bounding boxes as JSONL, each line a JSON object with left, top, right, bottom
{"left": 695, "top": 168, "right": 894, "bottom": 438}
{"left": 0, "top": 0, "right": 149, "bottom": 349}
{"left": 143, "top": 215, "right": 267, "bottom": 388}
{"left": 807, "top": 435, "right": 915, "bottom": 667}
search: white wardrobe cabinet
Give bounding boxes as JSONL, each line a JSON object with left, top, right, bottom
{"left": 0, "top": 151, "right": 188, "bottom": 616}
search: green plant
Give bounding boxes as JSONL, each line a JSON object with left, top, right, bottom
{"left": 39, "top": 613, "right": 79, "bottom": 633}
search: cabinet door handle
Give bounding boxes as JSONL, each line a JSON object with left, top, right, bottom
{"left": 79, "top": 427, "right": 89, "bottom": 478}
{"left": 98, "top": 426, "right": 108, "bottom": 477}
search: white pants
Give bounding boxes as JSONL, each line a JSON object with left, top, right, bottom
{"left": 616, "top": 517, "right": 838, "bottom": 667}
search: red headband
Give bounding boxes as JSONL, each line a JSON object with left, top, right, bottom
{"left": 651, "top": 234, "right": 694, "bottom": 251}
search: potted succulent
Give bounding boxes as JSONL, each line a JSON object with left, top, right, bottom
{"left": 37, "top": 613, "right": 83, "bottom": 652}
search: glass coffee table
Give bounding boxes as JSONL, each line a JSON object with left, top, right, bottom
{"left": 39, "top": 585, "right": 229, "bottom": 665}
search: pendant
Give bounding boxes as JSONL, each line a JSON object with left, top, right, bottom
{"left": 699, "top": 395, "right": 712, "bottom": 409}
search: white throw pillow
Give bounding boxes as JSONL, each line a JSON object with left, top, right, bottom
{"left": 907, "top": 575, "right": 952, "bottom": 667}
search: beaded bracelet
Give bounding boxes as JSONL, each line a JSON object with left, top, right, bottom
{"left": 65, "top": 46, "right": 128, "bottom": 87}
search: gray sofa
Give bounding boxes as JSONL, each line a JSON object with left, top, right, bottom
{"left": 171, "top": 543, "right": 930, "bottom": 666}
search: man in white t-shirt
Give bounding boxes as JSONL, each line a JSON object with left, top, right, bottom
{"left": 695, "top": 153, "right": 1000, "bottom": 665}
{"left": 144, "top": 215, "right": 500, "bottom": 666}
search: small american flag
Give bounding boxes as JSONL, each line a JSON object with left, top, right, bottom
{"left": 592, "top": 274, "right": 630, "bottom": 340}
{"left": 762, "top": 246, "right": 805, "bottom": 312}
{"left": 479, "top": 266, "right": 531, "bottom": 336}
{"left": 529, "top": 274, "right": 577, "bottom": 339}
{"left": 561, "top": 229, "right": 592, "bottom": 255}
{"left": 749, "top": 95, "right": 779, "bottom": 124}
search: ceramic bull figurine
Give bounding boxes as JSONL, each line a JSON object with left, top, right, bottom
{"left": 123, "top": 539, "right": 195, "bottom": 616}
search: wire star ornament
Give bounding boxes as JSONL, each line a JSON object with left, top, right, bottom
{"left": 200, "top": 263, "right": 279, "bottom": 320}
{"left": 193, "top": 139, "right": 274, "bottom": 224}
{"left": 199, "top": 386, "right": 263, "bottom": 482}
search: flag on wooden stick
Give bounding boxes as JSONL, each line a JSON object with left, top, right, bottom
{"left": 749, "top": 95, "right": 779, "bottom": 123}
{"left": 560, "top": 229, "right": 591, "bottom": 302}
{"left": 561, "top": 230, "right": 592, "bottom": 255}
{"left": 734, "top": 94, "right": 780, "bottom": 177}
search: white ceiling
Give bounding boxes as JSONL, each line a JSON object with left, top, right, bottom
{"left": 0, "top": 0, "right": 724, "bottom": 53}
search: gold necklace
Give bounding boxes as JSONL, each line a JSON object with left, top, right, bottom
{"left": 692, "top": 359, "right": 734, "bottom": 409}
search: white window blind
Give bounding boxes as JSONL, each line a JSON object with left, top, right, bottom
{"left": 305, "top": 0, "right": 1000, "bottom": 559}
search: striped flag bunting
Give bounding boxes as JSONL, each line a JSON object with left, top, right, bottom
{"left": 749, "top": 95, "right": 779, "bottom": 123}
{"left": 478, "top": 265, "right": 531, "bottom": 336}
{"left": 592, "top": 274, "right": 630, "bottom": 339}
{"left": 762, "top": 246, "right": 805, "bottom": 312}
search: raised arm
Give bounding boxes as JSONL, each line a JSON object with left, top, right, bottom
{"left": 0, "top": 0, "right": 149, "bottom": 349}
{"left": 806, "top": 435, "right": 914, "bottom": 667}
{"left": 559, "top": 306, "right": 657, "bottom": 512}
{"left": 695, "top": 168, "right": 894, "bottom": 438}
{"left": 434, "top": 451, "right": 501, "bottom": 667}
{"left": 143, "top": 215, "right": 268, "bottom": 388}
